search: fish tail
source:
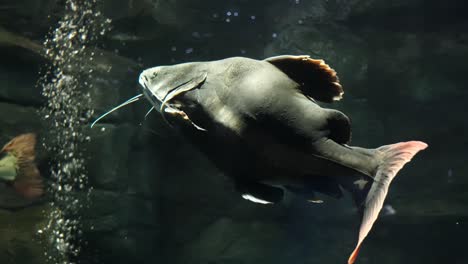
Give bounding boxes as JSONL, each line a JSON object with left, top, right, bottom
{"left": 348, "top": 141, "right": 428, "bottom": 264}
{"left": 2, "top": 133, "right": 44, "bottom": 199}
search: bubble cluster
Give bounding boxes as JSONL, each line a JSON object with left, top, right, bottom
{"left": 223, "top": 10, "right": 242, "bottom": 23}
{"left": 39, "top": 0, "right": 111, "bottom": 263}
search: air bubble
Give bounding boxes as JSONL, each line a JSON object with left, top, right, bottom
{"left": 39, "top": 0, "right": 111, "bottom": 262}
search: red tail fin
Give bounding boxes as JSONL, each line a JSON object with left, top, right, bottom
{"left": 348, "top": 141, "right": 428, "bottom": 264}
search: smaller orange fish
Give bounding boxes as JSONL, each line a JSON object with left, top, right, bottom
{"left": 0, "top": 133, "right": 43, "bottom": 200}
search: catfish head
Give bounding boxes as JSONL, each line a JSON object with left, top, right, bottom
{"left": 138, "top": 62, "right": 210, "bottom": 131}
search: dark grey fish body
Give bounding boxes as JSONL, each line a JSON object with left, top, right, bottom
{"left": 142, "top": 57, "right": 371, "bottom": 198}
{"left": 138, "top": 55, "right": 427, "bottom": 263}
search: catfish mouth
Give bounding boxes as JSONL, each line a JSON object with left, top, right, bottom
{"left": 139, "top": 71, "right": 208, "bottom": 131}
{"left": 141, "top": 80, "right": 191, "bottom": 116}
{"left": 90, "top": 71, "right": 206, "bottom": 129}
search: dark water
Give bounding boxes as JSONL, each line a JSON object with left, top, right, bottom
{"left": 0, "top": 0, "right": 467, "bottom": 264}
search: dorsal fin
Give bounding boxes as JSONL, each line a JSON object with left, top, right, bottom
{"left": 264, "top": 55, "right": 343, "bottom": 103}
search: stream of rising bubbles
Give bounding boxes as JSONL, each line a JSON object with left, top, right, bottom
{"left": 38, "top": 1, "right": 110, "bottom": 263}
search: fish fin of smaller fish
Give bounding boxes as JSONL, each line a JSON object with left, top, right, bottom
{"left": 1, "top": 133, "right": 43, "bottom": 199}
{"left": 236, "top": 180, "right": 283, "bottom": 204}
{"left": 13, "top": 162, "right": 43, "bottom": 199}
{"left": 0, "top": 152, "right": 18, "bottom": 181}
{"left": 348, "top": 141, "right": 428, "bottom": 264}
{"left": 264, "top": 55, "right": 343, "bottom": 103}
{"left": 1, "top": 133, "right": 36, "bottom": 158}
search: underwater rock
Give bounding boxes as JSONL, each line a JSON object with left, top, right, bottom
{"left": 181, "top": 218, "right": 287, "bottom": 264}
{"left": 343, "top": 0, "right": 423, "bottom": 17}
{"left": 272, "top": 0, "right": 424, "bottom": 22}
{"left": 99, "top": 0, "right": 154, "bottom": 22}
{"left": 82, "top": 226, "right": 159, "bottom": 264}
{"left": 0, "top": 27, "right": 43, "bottom": 57}
{"left": 77, "top": 47, "right": 142, "bottom": 79}
{"left": 0, "top": 65, "right": 43, "bottom": 106}
{"left": 79, "top": 188, "right": 158, "bottom": 263}
{"left": 0, "top": 0, "right": 61, "bottom": 40}
{"left": 81, "top": 190, "right": 121, "bottom": 220}
{"left": 85, "top": 123, "right": 135, "bottom": 190}
{"left": 1, "top": 25, "right": 142, "bottom": 122}
{"left": 125, "top": 149, "right": 162, "bottom": 198}
{"left": 264, "top": 14, "right": 368, "bottom": 86}
{"left": 0, "top": 204, "right": 52, "bottom": 264}
{"left": 100, "top": 0, "right": 209, "bottom": 28}
{"left": 81, "top": 188, "right": 157, "bottom": 231}
{"left": 0, "top": 25, "right": 141, "bottom": 81}
{"left": 0, "top": 103, "right": 42, "bottom": 139}
{"left": 0, "top": 41, "right": 45, "bottom": 105}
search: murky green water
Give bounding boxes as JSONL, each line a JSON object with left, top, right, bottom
{"left": 0, "top": 0, "right": 467, "bottom": 263}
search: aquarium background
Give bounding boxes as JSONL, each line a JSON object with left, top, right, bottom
{"left": 0, "top": 0, "right": 467, "bottom": 263}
